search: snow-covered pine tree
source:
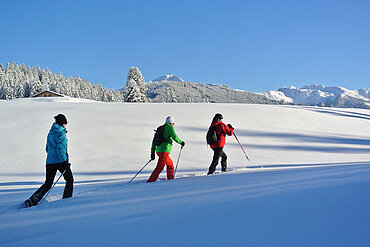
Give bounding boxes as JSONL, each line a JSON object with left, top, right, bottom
{"left": 0, "top": 63, "right": 4, "bottom": 77}
{"left": 123, "top": 67, "right": 146, "bottom": 102}
{"left": 31, "top": 78, "right": 44, "bottom": 96}
{"left": 30, "top": 67, "right": 44, "bottom": 96}
{"left": 0, "top": 64, "right": 5, "bottom": 99}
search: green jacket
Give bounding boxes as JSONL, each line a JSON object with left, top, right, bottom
{"left": 151, "top": 123, "right": 182, "bottom": 153}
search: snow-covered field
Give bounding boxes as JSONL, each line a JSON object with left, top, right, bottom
{"left": 1, "top": 98, "right": 369, "bottom": 247}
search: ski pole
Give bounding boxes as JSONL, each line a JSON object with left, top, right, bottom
{"left": 174, "top": 146, "right": 183, "bottom": 177}
{"left": 37, "top": 169, "right": 66, "bottom": 207}
{"left": 233, "top": 133, "right": 251, "bottom": 162}
{"left": 129, "top": 159, "right": 152, "bottom": 183}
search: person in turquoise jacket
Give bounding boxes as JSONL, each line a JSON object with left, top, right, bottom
{"left": 24, "top": 114, "right": 74, "bottom": 207}
{"left": 147, "top": 116, "right": 185, "bottom": 183}
{"left": 46, "top": 120, "right": 69, "bottom": 164}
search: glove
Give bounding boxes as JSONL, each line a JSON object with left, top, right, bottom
{"left": 181, "top": 141, "right": 185, "bottom": 147}
{"left": 227, "top": 124, "right": 234, "bottom": 130}
{"left": 151, "top": 152, "right": 155, "bottom": 160}
{"left": 62, "top": 161, "right": 70, "bottom": 172}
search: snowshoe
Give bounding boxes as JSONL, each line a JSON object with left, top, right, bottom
{"left": 24, "top": 198, "right": 37, "bottom": 208}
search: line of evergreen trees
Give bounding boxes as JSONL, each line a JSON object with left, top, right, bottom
{"left": 0, "top": 62, "right": 125, "bottom": 102}
{"left": 1, "top": 62, "right": 277, "bottom": 105}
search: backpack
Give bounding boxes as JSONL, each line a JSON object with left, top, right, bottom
{"left": 153, "top": 125, "right": 165, "bottom": 146}
{"left": 206, "top": 125, "right": 219, "bottom": 145}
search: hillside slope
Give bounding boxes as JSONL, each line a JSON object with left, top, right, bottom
{"left": 147, "top": 80, "right": 280, "bottom": 104}
{"left": 0, "top": 98, "right": 369, "bottom": 246}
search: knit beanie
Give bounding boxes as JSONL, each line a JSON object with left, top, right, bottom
{"left": 213, "top": 113, "right": 223, "bottom": 122}
{"left": 54, "top": 114, "right": 68, "bottom": 125}
{"left": 166, "top": 116, "right": 175, "bottom": 124}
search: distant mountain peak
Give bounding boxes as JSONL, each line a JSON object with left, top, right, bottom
{"left": 151, "top": 74, "right": 184, "bottom": 82}
{"left": 262, "top": 84, "right": 370, "bottom": 109}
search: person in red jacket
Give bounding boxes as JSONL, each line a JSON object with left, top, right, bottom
{"left": 208, "top": 113, "right": 234, "bottom": 175}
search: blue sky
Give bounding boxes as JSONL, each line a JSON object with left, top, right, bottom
{"left": 1, "top": 0, "right": 369, "bottom": 92}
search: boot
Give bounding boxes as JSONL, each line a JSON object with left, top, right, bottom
{"left": 207, "top": 165, "right": 216, "bottom": 175}
{"left": 221, "top": 165, "right": 227, "bottom": 172}
{"left": 221, "top": 161, "right": 227, "bottom": 172}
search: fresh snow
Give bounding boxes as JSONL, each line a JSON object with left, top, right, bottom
{"left": 260, "top": 90, "right": 294, "bottom": 103}
{"left": 0, "top": 98, "right": 369, "bottom": 247}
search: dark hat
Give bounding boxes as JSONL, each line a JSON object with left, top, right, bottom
{"left": 54, "top": 114, "right": 68, "bottom": 125}
{"left": 213, "top": 113, "right": 223, "bottom": 122}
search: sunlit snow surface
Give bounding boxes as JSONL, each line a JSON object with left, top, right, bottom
{"left": 1, "top": 98, "right": 369, "bottom": 246}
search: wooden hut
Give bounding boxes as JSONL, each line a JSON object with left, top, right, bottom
{"left": 32, "top": 90, "right": 65, "bottom": 98}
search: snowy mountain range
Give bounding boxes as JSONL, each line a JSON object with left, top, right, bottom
{"left": 1, "top": 61, "right": 369, "bottom": 109}
{"left": 147, "top": 75, "right": 370, "bottom": 109}
{"left": 261, "top": 84, "right": 370, "bottom": 109}
{"left": 146, "top": 75, "right": 278, "bottom": 104}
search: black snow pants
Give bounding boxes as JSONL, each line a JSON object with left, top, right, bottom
{"left": 208, "top": 147, "right": 227, "bottom": 175}
{"left": 29, "top": 163, "right": 74, "bottom": 204}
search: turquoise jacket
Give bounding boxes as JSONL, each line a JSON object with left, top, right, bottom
{"left": 46, "top": 123, "right": 68, "bottom": 164}
{"left": 151, "top": 123, "right": 182, "bottom": 154}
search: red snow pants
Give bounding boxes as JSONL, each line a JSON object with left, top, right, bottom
{"left": 147, "top": 152, "right": 174, "bottom": 183}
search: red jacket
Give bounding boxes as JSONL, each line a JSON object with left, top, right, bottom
{"left": 210, "top": 121, "right": 234, "bottom": 149}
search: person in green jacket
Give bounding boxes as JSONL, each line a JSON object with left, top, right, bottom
{"left": 147, "top": 116, "right": 185, "bottom": 183}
